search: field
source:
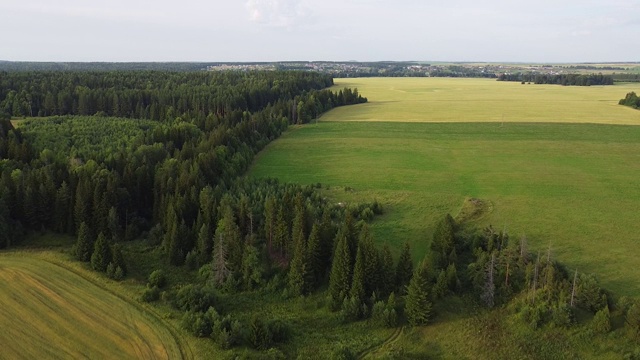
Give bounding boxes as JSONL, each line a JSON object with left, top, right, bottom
{"left": 325, "top": 78, "right": 640, "bottom": 124}
{"left": 0, "top": 251, "right": 188, "bottom": 359}
{"left": 251, "top": 78, "right": 640, "bottom": 297}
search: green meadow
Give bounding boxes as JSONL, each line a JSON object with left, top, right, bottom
{"left": 251, "top": 78, "right": 640, "bottom": 297}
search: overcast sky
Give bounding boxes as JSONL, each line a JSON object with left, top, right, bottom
{"left": 1, "top": 0, "right": 639, "bottom": 62}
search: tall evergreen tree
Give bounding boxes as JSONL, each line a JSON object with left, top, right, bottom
{"left": 405, "top": 259, "right": 432, "bottom": 326}
{"left": 288, "top": 226, "right": 307, "bottom": 296}
{"left": 197, "top": 223, "right": 212, "bottom": 264}
{"left": 75, "top": 222, "right": 93, "bottom": 262}
{"left": 91, "top": 232, "right": 111, "bottom": 272}
{"left": 350, "top": 243, "right": 366, "bottom": 301}
{"left": 396, "top": 242, "right": 414, "bottom": 295}
{"left": 306, "top": 223, "right": 322, "bottom": 288}
{"left": 430, "top": 214, "right": 456, "bottom": 270}
{"left": 328, "top": 229, "right": 352, "bottom": 309}
{"left": 380, "top": 244, "right": 396, "bottom": 297}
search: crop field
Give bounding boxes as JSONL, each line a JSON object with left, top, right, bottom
{"left": 0, "top": 252, "right": 186, "bottom": 359}
{"left": 251, "top": 78, "right": 640, "bottom": 296}
{"left": 325, "top": 78, "right": 640, "bottom": 124}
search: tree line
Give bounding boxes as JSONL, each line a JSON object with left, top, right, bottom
{"left": 497, "top": 73, "right": 614, "bottom": 86}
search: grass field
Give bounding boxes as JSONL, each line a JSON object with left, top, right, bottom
{"left": 324, "top": 78, "right": 640, "bottom": 124}
{"left": 0, "top": 251, "right": 187, "bottom": 359}
{"left": 251, "top": 90, "right": 640, "bottom": 296}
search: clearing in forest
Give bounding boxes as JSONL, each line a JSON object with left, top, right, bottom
{"left": 250, "top": 78, "right": 640, "bottom": 296}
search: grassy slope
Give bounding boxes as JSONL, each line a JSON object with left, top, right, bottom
{"left": 0, "top": 251, "right": 188, "bottom": 359}
{"left": 250, "top": 121, "right": 640, "bottom": 297}
{"left": 325, "top": 78, "right": 640, "bottom": 124}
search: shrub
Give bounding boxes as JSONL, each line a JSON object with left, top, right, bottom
{"left": 591, "top": 306, "right": 611, "bottom": 335}
{"left": 141, "top": 286, "right": 160, "bottom": 302}
{"left": 173, "top": 284, "right": 217, "bottom": 313}
{"left": 148, "top": 269, "right": 167, "bottom": 288}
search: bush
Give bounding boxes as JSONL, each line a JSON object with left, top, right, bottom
{"left": 148, "top": 269, "right": 167, "bottom": 288}
{"left": 591, "top": 306, "right": 611, "bottom": 335}
{"left": 331, "top": 346, "right": 355, "bottom": 360}
{"left": 173, "top": 284, "right": 217, "bottom": 313}
{"left": 141, "top": 286, "right": 160, "bottom": 302}
{"left": 147, "top": 224, "right": 164, "bottom": 246}
{"left": 249, "top": 316, "right": 272, "bottom": 350}
{"left": 268, "top": 319, "right": 292, "bottom": 344}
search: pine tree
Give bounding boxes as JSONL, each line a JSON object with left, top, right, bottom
{"left": 359, "top": 224, "right": 380, "bottom": 296}
{"left": 212, "top": 232, "right": 230, "bottom": 286}
{"left": 197, "top": 223, "right": 212, "bottom": 264}
{"left": 263, "top": 196, "right": 276, "bottom": 252}
{"left": 350, "top": 244, "right": 366, "bottom": 301}
{"left": 110, "top": 242, "right": 127, "bottom": 276}
{"left": 288, "top": 226, "right": 307, "bottom": 296}
{"left": 306, "top": 223, "right": 322, "bottom": 288}
{"left": 75, "top": 222, "right": 93, "bottom": 262}
{"left": 430, "top": 214, "right": 456, "bottom": 270}
{"left": 328, "top": 229, "right": 352, "bottom": 309}
{"left": 91, "top": 232, "right": 111, "bottom": 272}
{"left": 396, "top": 242, "right": 413, "bottom": 295}
{"left": 405, "top": 259, "right": 432, "bottom": 326}
{"left": 380, "top": 244, "right": 395, "bottom": 297}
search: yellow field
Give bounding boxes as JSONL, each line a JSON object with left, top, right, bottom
{"left": 325, "top": 78, "right": 640, "bottom": 124}
{"left": 0, "top": 252, "right": 187, "bottom": 359}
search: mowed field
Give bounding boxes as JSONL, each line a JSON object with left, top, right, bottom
{"left": 0, "top": 252, "right": 186, "bottom": 359}
{"left": 324, "top": 78, "right": 640, "bottom": 124}
{"left": 250, "top": 78, "right": 640, "bottom": 296}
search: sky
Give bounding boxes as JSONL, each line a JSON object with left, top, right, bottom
{"left": 0, "top": 0, "right": 639, "bottom": 62}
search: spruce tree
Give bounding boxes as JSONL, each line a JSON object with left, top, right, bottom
{"left": 396, "top": 242, "right": 413, "bottom": 295}
{"left": 350, "top": 244, "right": 366, "bottom": 301}
{"left": 430, "top": 214, "right": 456, "bottom": 270}
{"left": 359, "top": 225, "right": 380, "bottom": 296}
{"left": 328, "top": 229, "right": 352, "bottom": 310}
{"left": 110, "top": 242, "right": 127, "bottom": 276}
{"left": 306, "top": 223, "right": 322, "bottom": 288}
{"left": 288, "top": 227, "right": 307, "bottom": 296}
{"left": 91, "top": 232, "right": 111, "bottom": 272}
{"left": 405, "top": 259, "right": 432, "bottom": 326}
{"left": 197, "top": 223, "right": 212, "bottom": 264}
{"left": 75, "top": 222, "right": 93, "bottom": 262}
{"left": 380, "top": 244, "right": 395, "bottom": 297}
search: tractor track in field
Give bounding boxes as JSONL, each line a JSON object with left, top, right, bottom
{"left": 39, "top": 257, "right": 194, "bottom": 360}
{"left": 356, "top": 326, "right": 404, "bottom": 359}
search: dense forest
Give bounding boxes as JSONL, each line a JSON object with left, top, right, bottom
{"left": 2, "top": 70, "right": 640, "bottom": 357}
{"left": 497, "top": 73, "right": 614, "bottom": 86}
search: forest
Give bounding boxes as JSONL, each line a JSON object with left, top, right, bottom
{"left": 2, "top": 70, "right": 640, "bottom": 358}
{"left": 497, "top": 73, "right": 614, "bottom": 86}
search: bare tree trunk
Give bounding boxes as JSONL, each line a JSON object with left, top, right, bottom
{"left": 570, "top": 269, "right": 578, "bottom": 307}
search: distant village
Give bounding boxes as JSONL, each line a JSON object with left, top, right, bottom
{"left": 206, "top": 62, "right": 636, "bottom": 78}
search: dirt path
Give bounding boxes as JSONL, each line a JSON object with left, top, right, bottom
{"left": 357, "top": 326, "right": 404, "bottom": 359}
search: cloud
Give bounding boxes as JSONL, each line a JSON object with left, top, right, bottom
{"left": 245, "top": 0, "right": 309, "bottom": 28}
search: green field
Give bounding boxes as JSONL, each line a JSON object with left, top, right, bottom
{"left": 0, "top": 252, "right": 188, "bottom": 359}
{"left": 324, "top": 78, "right": 640, "bottom": 124}
{"left": 251, "top": 79, "right": 640, "bottom": 297}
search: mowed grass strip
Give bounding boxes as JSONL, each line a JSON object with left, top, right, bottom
{"left": 323, "top": 77, "right": 640, "bottom": 124}
{"left": 250, "top": 121, "right": 640, "bottom": 296}
{"left": 0, "top": 253, "right": 184, "bottom": 360}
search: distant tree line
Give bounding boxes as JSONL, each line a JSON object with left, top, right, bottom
{"left": 0, "top": 62, "right": 215, "bottom": 72}
{"left": 497, "top": 73, "right": 614, "bottom": 86}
